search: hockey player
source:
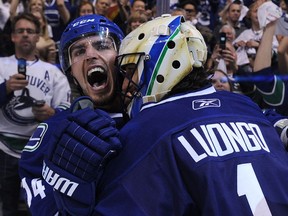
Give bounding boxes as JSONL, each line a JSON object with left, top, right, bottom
{"left": 0, "top": 12, "right": 71, "bottom": 215}
{"left": 45, "top": 15, "right": 288, "bottom": 215}
{"left": 96, "top": 14, "right": 288, "bottom": 215}
{"left": 18, "top": 14, "right": 125, "bottom": 215}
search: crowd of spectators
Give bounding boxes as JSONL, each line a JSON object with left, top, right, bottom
{"left": 1, "top": 0, "right": 288, "bottom": 107}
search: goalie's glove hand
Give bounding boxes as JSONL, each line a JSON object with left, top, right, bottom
{"left": 45, "top": 104, "right": 122, "bottom": 182}
{"left": 264, "top": 109, "right": 288, "bottom": 150}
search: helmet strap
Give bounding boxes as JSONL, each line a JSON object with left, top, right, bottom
{"left": 142, "top": 90, "right": 170, "bottom": 103}
{"left": 72, "top": 76, "right": 85, "bottom": 97}
{"left": 189, "top": 46, "right": 202, "bottom": 68}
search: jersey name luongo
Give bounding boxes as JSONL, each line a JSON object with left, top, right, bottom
{"left": 178, "top": 122, "right": 270, "bottom": 163}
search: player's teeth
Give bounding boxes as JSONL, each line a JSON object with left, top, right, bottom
{"left": 88, "top": 67, "right": 104, "bottom": 75}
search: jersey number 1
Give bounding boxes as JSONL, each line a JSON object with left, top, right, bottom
{"left": 237, "top": 163, "right": 272, "bottom": 216}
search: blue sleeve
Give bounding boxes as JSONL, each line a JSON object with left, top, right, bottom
{"left": 19, "top": 108, "right": 76, "bottom": 215}
{"left": 19, "top": 121, "right": 60, "bottom": 216}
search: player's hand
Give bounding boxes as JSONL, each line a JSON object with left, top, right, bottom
{"left": 44, "top": 107, "right": 122, "bottom": 182}
{"left": 264, "top": 109, "right": 288, "bottom": 150}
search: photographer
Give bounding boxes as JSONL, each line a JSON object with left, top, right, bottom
{"left": 206, "top": 30, "right": 242, "bottom": 93}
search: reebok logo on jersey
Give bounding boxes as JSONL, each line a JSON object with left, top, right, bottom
{"left": 192, "top": 99, "right": 221, "bottom": 110}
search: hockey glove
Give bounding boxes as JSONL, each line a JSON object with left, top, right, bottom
{"left": 264, "top": 109, "right": 288, "bottom": 149}
{"left": 45, "top": 105, "right": 122, "bottom": 183}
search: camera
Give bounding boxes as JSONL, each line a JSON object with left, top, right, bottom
{"left": 18, "top": 58, "right": 26, "bottom": 79}
{"left": 33, "top": 100, "right": 45, "bottom": 107}
{"left": 219, "top": 32, "right": 226, "bottom": 50}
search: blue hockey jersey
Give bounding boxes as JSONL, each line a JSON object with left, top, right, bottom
{"left": 19, "top": 86, "right": 288, "bottom": 215}
{"left": 92, "top": 86, "right": 288, "bottom": 216}
{"left": 18, "top": 97, "right": 125, "bottom": 215}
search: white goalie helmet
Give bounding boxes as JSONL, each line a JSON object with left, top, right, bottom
{"left": 117, "top": 15, "right": 207, "bottom": 118}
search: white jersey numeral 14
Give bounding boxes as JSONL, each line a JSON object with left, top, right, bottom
{"left": 22, "top": 177, "right": 46, "bottom": 207}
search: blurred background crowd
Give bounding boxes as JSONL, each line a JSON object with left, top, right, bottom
{"left": 1, "top": 0, "right": 288, "bottom": 111}
{"left": 0, "top": 0, "right": 287, "bottom": 70}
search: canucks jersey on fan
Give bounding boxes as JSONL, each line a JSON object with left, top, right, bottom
{"left": 0, "top": 55, "right": 70, "bottom": 157}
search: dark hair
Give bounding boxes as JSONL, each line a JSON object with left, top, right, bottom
{"left": 228, "top": 0, "right": 242, "bottom": 10}
{"left": 169, "top": 67, "right": 210, "bottom": 96}
{"left": 207, "top": 68, "right": 233, "bottom": 91}
{"left": 76, "top": 1, "right": 95, "bottom": 17}
{"left": 126, "top": 12, "right": 148, "bottom": 34}
{"left": 179, "top": 0, "right": 198, "bottom": 11}
{"left": 11, "top": 12, "right": 41, "bottom": 34}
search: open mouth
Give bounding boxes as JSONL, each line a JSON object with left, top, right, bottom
{"left": 87, "top": 67, "right": 108, "bottom": 89}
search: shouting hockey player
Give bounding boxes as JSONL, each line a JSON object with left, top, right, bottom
{"left": 19, "top": 14, "right": 124, "bottom": 215}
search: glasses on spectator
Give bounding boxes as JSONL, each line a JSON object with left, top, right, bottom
{"left": 211, "top": 77, "right": 229, "bottom": 84}
{"left": 14, "top": 28, "right": 37, "bottom": 34}
{"left": 185, "top": 9, "right": 196, "bottom": 13}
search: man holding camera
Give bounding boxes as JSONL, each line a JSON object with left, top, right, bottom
{"left": 0, "top": 12, "right": 70, "bottom": 216}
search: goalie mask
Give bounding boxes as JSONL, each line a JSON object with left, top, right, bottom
{"left": 117, "top": 15, "right": 207, "bottom": 118}
{"left": 59, "top": 14, "right": 124, "bottom": 74}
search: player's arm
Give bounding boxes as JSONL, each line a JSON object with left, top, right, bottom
{"left": 42, "top": 97, "right": 122, "bottom": 215}
{"left": 19, "top": 121, "right": 61, "bottom": 216}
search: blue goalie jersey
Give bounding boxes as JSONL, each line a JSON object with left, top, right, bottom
{"left": 93, "top": 86, "right": 288, "bottom": 216}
